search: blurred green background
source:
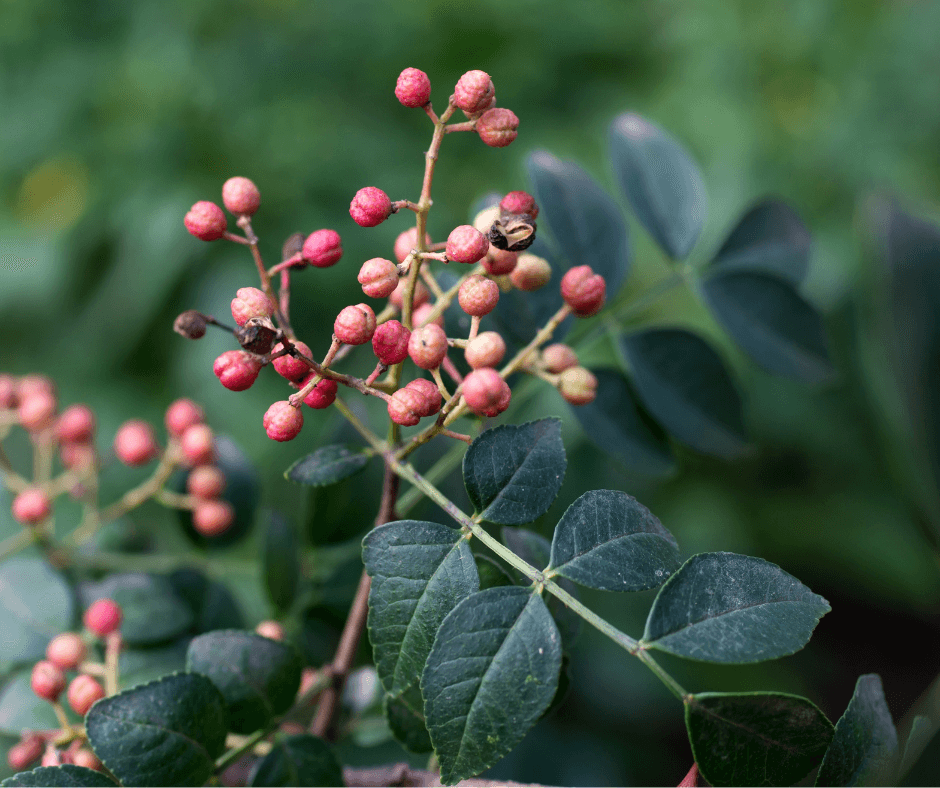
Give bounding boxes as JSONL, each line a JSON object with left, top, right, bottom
{"left": 4, "top": 0, "right": 940, "bottom": 784}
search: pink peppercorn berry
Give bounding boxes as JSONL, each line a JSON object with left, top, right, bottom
{"left": 458, "top": 275, "right": 500, "bottom": 317}
{"left": 334, "top": 304, "right": 377, "bottom": 345}
{"left": 187, "top": 465, "right": 226, "bottom": 499}
{"left": 214, "top": 350, "right": 263, "bottom": 392}
{"left": 165, "top": 398, "right": 204, "bottom": 437}
{"left": 561, "top": 265, "right": 606, "bottom": 316}
{"left": 180, "top": 423, "right": 215, "bottom": 466}
{"left": 221, "top": 177, "right": 261, "bottom": 217}
{"left": 18, "top": 390, "right": 57, "bottom": 432}
{"left": 558, "top": 366, "right": 598, "bottom": 406}
{"left": 405, "top": 378, "right": 442, "bottom": 417}
{"left": 350, "top": 187, "right": 392, "bottom": 228}
{"left": 264, "top": 401, "right": 303, "bottom": 442}
{"left": 256, "top": 620, "right": 285, "bottom": 641}
{"left": 67, "top": 675, "right": 105, "bottom": 717}
{"left": 12, "top": 488, "right": 51, "bottom": 525}
{"left": 46, "top": 633, "right": 87, "bottom": 671}
{"left": 463, "top": 368, "right": 511, "bottom": 417}
{"left": 114, "top": 420, "right": 159, "bottom": 466}
{"left": 394, "top": 227, "right": 432, "bottom": 264}
{"left": 446, "top": 225, "right": 489, "bottom": 264}
{"left": 17, "top": 375, "right": 54, "bottom": 398}
{"left": 500, "top": 191, "right": 539, "bottom": 219}
{"left": 387, "top": 387, "right": 425, "bottom": 427}
{"left": 477, "top": 108, "right": 519, "bottom": 148}
{"left": 56, "top": 404, "right": 95, "bottom": 443}
{"left": 7, "top": 735, "right": 43, "bottom": 771}
{"left": 395, "top": 68, "right": 432, "bottom": 108}
{"left": 185, "top": 201, "right": 227, "bottom": 241}
{"left": 413, "top": 302, "right": 444, "bottom": 328}
{"left": 72, "top": 750, "right": 101, "bottom": 772}
{"left": 372, "top": 320, "right": 412, "bottom": 365}
{"left": 408, "top": 324, "right": 448, "bottom": 370}
{"left": 84, "top": 599, "right": 122, "bottom": 637}
{"left": 31, "top": 661, "right": 66, "bottom": 702}
{"left": 482, "top": 247, "right": 518, "bottom": 276}
{"left": 302, "top": 377, "right": 338, "bottom": 409}
{"left": 390, "top": 278, "right": 430, "bottom": 309}
{"left": 454, "top": 70, "right": 495, "bottom": 114}
{"left": 193, "top": 499, "right": 235, "bottom": 536}
{"left": 542, "top": 344, "right": 579, "bottom": 373}
{"left": 231, "top": 287, "right": 274, "bottom": 326}
{"left": 358, "top": 258, "right": 400, "bottom": 299}
{"left": 510, "top": 253, "right": 552, "bottom": 291}
{"left": 465, "top": 332, "right": 507, "bottom": 369}
{"left": 302, "top": 229, "right": 343, "bottom": 268}
{"left": 272, "top": 340, "right": 313, "bottom": 384}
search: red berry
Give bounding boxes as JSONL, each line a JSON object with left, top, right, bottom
{"left": 84, "top": 599, "right": 122, "bottom": 637}
{"left": 458, "top": 275, "right": 500, "bottom": 317}
{"left": 372, "top": 320, "right": 411, "bottom": 365}
{"left": 477, "top": 108, "right": 519, "bottom": 148}
{"left": 446, "top": 225, "right": 489, "bottom": 264}
{"left": 302, "top": 377, "right": 338, "bottom": 409}
{"left": 165, "top": 398, "right": 204, "bottom": 437}
{"left": 180, "top": 424, "right": 215, "bottom": 466}
{"left": 255, "top": 620, "right": 285, "bottom": 641}
{"left": 72, "top": 750, "right": 101, "bottom": 772}
{"left": 56, "top": 404, "right": 94, "bottom": 443}
{"left": 263, "top": 401, "right": 303, "bottom": 441}
{"left": 390, "top": 278, "right": 430, "bottom": 309}
{"left": 395, "top": 68, "right": 432, "bottom": 108}
{"left": 231, "top": 287, "right": 274, "bottom": 326}
{"left": 7, "top": 735, "right": 43, "bottom": 771}
{"left": 18, "top": 390, "right": 56, "bottom": 432}
{"left": 463, "top": 369, "right": 511, "bottom": 417}
{"left": 187, "top": 465, "right": 226, "bottom": 499}
{"left": 67, "top": 675, "right": 105, "bottom": 717}
{"left": 393, "top": 227, "right": 431, "bottom": 264}
{"left": 408, "top": 324, "right": 448, "bottom": 370}
{"left": 350, "top": 187, "right": 392, "bottom": 228}
{"left": 413, "top": 302, "right": 444, "bottom": 328}
{"left": 542, "top": 344, "right": 579, "bottom": 373}
{"left": 31, "top": 661, "right": 66, "bottom": 702}
{"left": 465, "top": 332, "right": 506, "bottom": 369}
{"left": 221, "top": 177, "right": 261, "bottom": 216}
{"left": 114, "top": 420, "right": 159, "bottom": 466}
{"left": 334, "top": 304, "right": 377, "bottom": 345}
{"left": 46, "top": 633, "right": 87, "bottom": 671}
{"left": 509, "top": 253, "right": 552, "bottom": 291}
{"left": 193, "top": 499, "right": 235, "bottom": 536}
{"left": 358, "top": 258, "right": 400, "bottom": 299}
{"left": 272, "top": 341, "right": 313, "bottom": 384}
{"left": 500, "top": 191, "right": 539, "bottom": 219}
{"left": 387, "top": 388, "right": 424, "bottom": 427}
{"left": 558, "top": 367, "right": 598, "bottom": 406}
{"left": 16, "top": 375, "right": 54, "bottom": 398}
{"left": 561, "top": 265, "right": 606, "bottom": 316}
{"left": 12, "top": 488, "right": 51, "bottom": 525}
{"left": 454, "top": 70, "right": 495, "bottom": 114}
{"left": 302, "top": 229, "right": 343, "bottom": 268}
{"left": 0, "top": 374, "right": 16, "bottom": 409}
{"left": 185, "top": 201, "right": 227, "bottom": 241}
{"left": 404, "top": 378, "right": 442, "bottom": 417}
{"left": 214, "top": 350, "right": 262, "bottom": 391}
{"left": 482, "top": 247, "right": 518, "bottom": 276}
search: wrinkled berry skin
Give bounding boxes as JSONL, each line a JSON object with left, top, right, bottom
{"left": 12, "top": 488, "right": 51, "bottom": 525}
{"left": 214, "top": 350, "right": 262, "bottom": 391}
{"left": 395, "top": 68, "right": 432, "bottom": 108}
{"left": 454, "top": 70, "right": 495, "bottom": 114}
{"left": 350, "top": 187, "right": 392, "bottom": 227}
{"left": 335, "top": 304, "right": 377, "bottom": 345}
{"left": 302, "top": 229, "right": 343, "bottom": 268}
{"left": 272, "top": 341, "right": 313, "bottom": 384}
{"left": 114, "top": 420, "right": 159, "bottom": 466}
{"left": 84, "top": 599, "right": 122, "bottom": 637}
{"left": 358, "top": 258, "right": 400, "bottom": 299}
{"left": 408, "top": 324, "right": 448, "bottom": 370}
{"left": 477, "top": 108, "right": 519, "bottom": 148}
{"left": 561, "top": 265, "right": 606, "bottom": 316}
{"left": 222, "top": 177, "right": 261, "bottom": 216}
{"left": 405, "top": 378, "right": 442, "bottom": 417}
{"left": 387, "top": 388, "right": 425, "bottom": 426}
{"left": 185, "top": 201, "right": 227, "bottom": 241}
{"left": 302, "top": 377, "right": 338, "bottom": 409}
{"left": 193, "top": 499, "right": 235, "bottom": 536}
{"left": 465, "top": 331, "right": 506, "bottom": 369}
{"left": 542, "top": 344, "right": 579, "bottom": 373}
{"left": 458, "top": 275, "right": 500, "bottom": 317}
{"left": 500, "top": 191, "right": 539, "bottom": 219}
{"left": 559, "top": 366, "right": 598, "bottom": 405}
{"left": 231, "top": 287, "right": 274, "bottom": 326}
{"left": 372, "top": 320, "right": 412, "bottom": 365}
{"left": 463, "top": 369, "right": 511, "bottom": 417}
{"left": 263, "top": 401, "right": 303, "bottom": 441}
{"left": 446, "top": 225, "right": 489, "bottom": 264}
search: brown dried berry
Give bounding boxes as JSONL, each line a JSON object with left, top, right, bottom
{"left": 174, "top": 311, "right": 208, "bottom": 340}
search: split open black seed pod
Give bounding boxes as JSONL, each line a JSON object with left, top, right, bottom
{"left": 235, "top": 318, "right": 278, "bottom": 354}
{"left": 488, "top": 212, "right": 537, "bottom": 252}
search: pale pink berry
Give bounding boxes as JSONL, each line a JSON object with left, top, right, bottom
{"left": 408, "top": 324, "right": 448, "bottom": 370}
{"left": 180, "top": 424, "right": 215, "bottom": 466}
{"left": 18, "top": 390, "right": 56, "bottom": 432}
{"left": 482, "top": 247, "right": 518, "bottom": 276}
{"left": 458, "top": 275, "right": 500, "bottom": 316}
{"left": 350, "top": 187, "right": 392, "bottom": 228}
{"left": 559, "top": 367, "right": 598, "bottom": 406}
{"left": 405, "top": 378, "right": 442, "bottom": 417}
{"left": 510, "top": 253, "right": 552, "bottom": 291}
{"left": 302, "top": 229, "right": 343, "bottom": 268}
{"left": 255, "top": 620, "right": 285, "bottom": 641}
{"left": 46, "top": 633, "right": 87, "bottom": 671}
{"left": 231, "top": 287, "right": 274, "bottom": 326}
{"left": 40, "top": 746, "right": 59, "bottom": 768}
{"left": 561, "top": 265, "right": 606, "bottom": 316}
{"left": 193, "top": 499, "right": 235, "bottom": 536}
{"left": 446, "top": 225, "right": 489, "bottom": 264}
{"left": 477, "top": 108, "right": 519, "bottom": 148}
{"left": 214, "top": 350, "right": 262, "bottom": 392}
{"left": 542, "top": 344, "right": 579, "bottom": 373}
{"left": 60, "top": 443, "right": 95, "bottom": 471}
{"left": 165, "top": 398, "right": 204, "bottom": 437}
{"left": 387, "top": 388, "right": 424, "bottom": 427}
{"left": 7, "top": 735, "right": 43, "bottom": 771}
{"left": 0, "top": 374, "right": 16, "bottom": 409}
{"left": 358, "top": 258, "right": 400, "bottom": 299}
{"left": 334, "top": 304, "right": 377, "bottom": 345}
{"left": 393, "top": 227, "right": 431, "bottom": 264}
{"left": 16, "top": 375, "right": 54, "bottom": 398}
{"left": 84, "top": 599, "right": 122, "bottom": 637}
{"left": 185, "top": 201, "right": 227, "bottom": 241}
{"left": 500, "top": 191, "right": 539, "bottom": 219}
{"left": 390, "top": 278, "right": 430, "bottom": 309}
{"left": 454, "top": 70, "right": 495, "bottom": 114}
{"left": 72, "top": 750, "right": 101, "bottom": 771}
{"left": 114, "top": 420, "right": 159, "bottom": 466}
{"left": 302, "top": 377, "right": 338, "bottom": 409}
{"left": 413, "top": 302, "right": 444, "bottom": 328}
{"left": 465, "top": 332, "right": 506, "bottom": 369}
{"left": 67, "top": 675, "right": 105, "bottom": 717}
{"left": 263, "top": 401, "right": 303, "bottom": 442}
{"left": 221, "top": 177, "right": 261, "bottom": 216}
{"left": 272, "top": 340, "right": 313, "bottom": 384}
{"left": 187, "top": 465, "right": 226, "bottom": 499}
{"left": 31, "top": 661, "right": 66, "bottom": 702}
{"left": 55, "top": 404, "right": 94, "bottom": 443}
{"left": 372, "top": 320, "right": 411, "bottom": 365}
{"left": 463, "top": 369, "right": 511, "bottom": 417}
{"left": 12, "top": 488, "right": 51, "bottom": 525}
{"left": 395, "top": 68, "right": 432, "bottom": 108}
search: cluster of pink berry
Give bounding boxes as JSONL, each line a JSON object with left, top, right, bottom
{"left": 8, "top": 599, "right": 123, "bottom": 773}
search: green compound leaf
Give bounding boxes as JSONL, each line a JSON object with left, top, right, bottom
{"left": 710, "top": 198, "right": 811, "bottom": 285}
{"left": 621, "top": 328, "right": 748, "bottom": 459}
{"left": 0, "top": 558, "right": 74, "bottom": 665}
{"left": 609, "top": 112, "right": 707, "bottom": 260}
{"left": 85, "top": 672, "right": 227, "bottom": 787}
{"left": 547, "top": 490, "right": 680, "bottom": 592}
{"left": 463, "top": 419, "right": 566, "bottom": 525}
{"left": 263, "top": 511, "right": 301, "bottom": 613}
{"left": 816, "top": 674, "right": 898, "bottom": 787}
{"left": 526, "top": 151, "right": 631, "bottom": 293}
{"left": 186, "top": 630, "right": 302, "bottom": 734}
{"left": 1, "top": 766, "right": 117, "bottom": 787}
{"left": 422, "top": 586, "right": 562, "bottom": 785}
{"left": 285, "top": 444, "right": 372, "bottom": 487}
{"left": 384, "top": 685, "right": 433, "bottom": 754}
{"left": 700, "top": 271, "right": 833, "bottom": 383}
{"left": 686, "top": 692, "right": 834, "bottom": 787}
{"left": 475, "top": 555, "right": 515, "bottom": 590}
{"left": 643, "top": 552, "right": 830, "bottom": 663}
{"left": 247, "top": 733, "right": 343, "bottom": 787}
{"left": 363, "top": 520, "right": 479, "bottom": 698}
{"left": 570, "top": 369, "right": 675, "bottom": 479}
